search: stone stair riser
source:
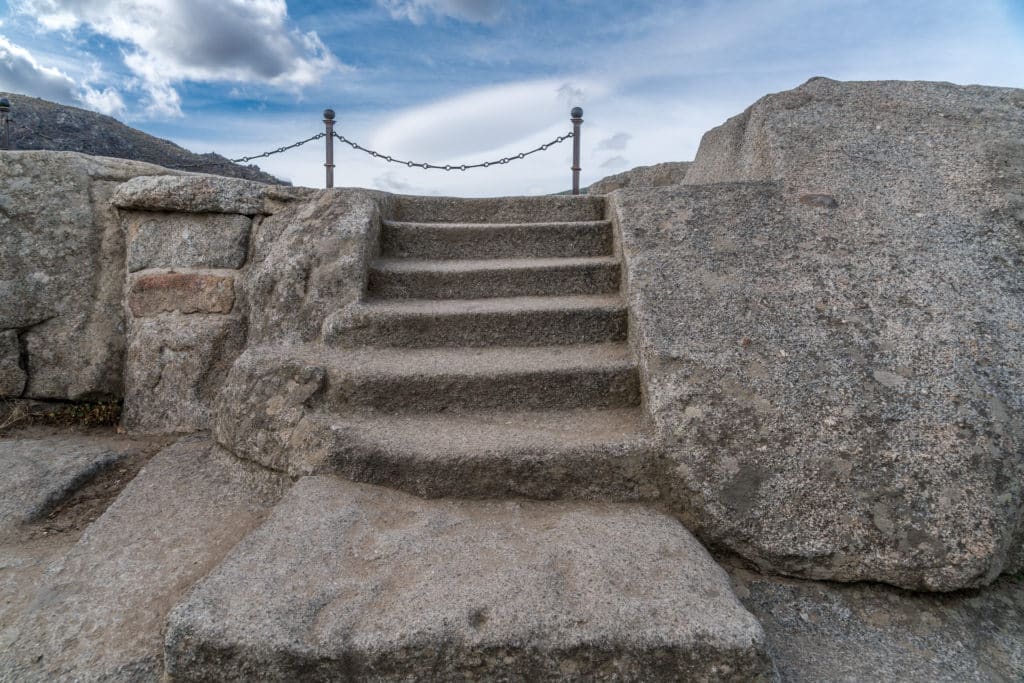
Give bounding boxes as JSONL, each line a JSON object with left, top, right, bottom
{"left": 381, "top": 221, "right": 613, "bottom": 260}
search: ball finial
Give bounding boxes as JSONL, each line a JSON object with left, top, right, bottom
{"left": 0, "top": 98, "right": 10, "bottom": 112}
{"left": 323, "top": 108, "right": 335, "bottom": 121}
{"left": 571, "top": 106, "right": 583, "bottom": 119}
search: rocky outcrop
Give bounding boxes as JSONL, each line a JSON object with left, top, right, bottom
{"left": 0, "top": 151, "right": 179, "bottom": 400}
{"left": 1, "top": 91, "right": 284, "bottom": 184}
{"left": 612, "top": 78, "right": 1024, "bottom": 590}
{"left": 586, "top": 161, "right": 691, "bottom": 194}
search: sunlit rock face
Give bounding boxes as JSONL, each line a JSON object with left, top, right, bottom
{"left": 613, "top": 77, "right": 1024, "bottom": 591}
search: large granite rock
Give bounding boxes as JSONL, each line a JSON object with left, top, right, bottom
{"left": 0, "top": 435, "right": 287, "bottom": 681}
{"left": 0, "top": 151, "right": 178, "bottom": 400}
{"left": 613, "top": 79, "right": 1024, "bottom": 591}
{"left": 166, "top": 476, "right": 773, "bottom": 681}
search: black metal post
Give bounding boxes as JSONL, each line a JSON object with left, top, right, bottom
{"left": 323, "top": 108, "right": 335, "bottom": 189}
{"left": 0, "top": 98, "right": 10, "bottom": 151}
{"left": 571, "top": 106, "right": 583, "bottom": 195}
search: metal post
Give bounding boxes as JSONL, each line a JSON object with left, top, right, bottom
{"left": 323, "top": 108, "right": 335, "bottom": 189}
{"left": 571, "top": 106, "right": 583, "bottom": 195}
{"left": 0, "top": 98, "right": 10, "bottom": 151}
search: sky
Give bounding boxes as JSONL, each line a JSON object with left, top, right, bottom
{"left": 1, "top": 0, "right": 1023, "bottom": 196}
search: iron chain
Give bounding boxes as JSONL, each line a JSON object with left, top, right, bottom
{"left": 333, "top": 131, "right": 573, "bottom": 170}
{"left": 171, "top": 131, "right": 327, "bottom": 169}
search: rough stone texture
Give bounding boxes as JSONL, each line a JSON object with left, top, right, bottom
{"left": 0, "top": 151, "right": 179, "bottom": 399}
{"left": 587, "top": 161, "right": 692, "bottom": 194}
{"left": 0, "top": 329, "right": 26, "bottom": 396}
{"left": 389, "top": 193, "right": 605, "bottom": 223}
{"left": 127, "top": 271, "right": 235, "bottom": 316}
{"left": 112, "top": 174, "right": 266, "bottom": 214}
{"left": 124, "top": 315, "right": 245, "bottom": 433}
{"left": 165, "top": 476, "right": 772, "bottom": 681}
{"left": 0, "top": 435, "right": 287, "bottom": 682}
{"left": 0, "top": 435, "right": 137, "bottom": 538}
{"left": 614, "top": 78, "right": 1024, "bottom": 591}
{"left": 112, "top": 174, "right": 313, "bottom": 215}
{"left": 728, "top": 564, "right": 1024, "bottom": 682}
{"left": 125, "top": 211, "right": 252, "bottom": 271}
{"left": 245, "top": 189, "right": 386, "bottom": 345}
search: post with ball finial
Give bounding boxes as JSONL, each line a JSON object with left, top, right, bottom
{"left": 323, "top": 108, "right": 336, "bottom": 189}
{"left": 0, "top": 98, "right": 10, "bottom": 151}
{"left": 570, "top": 107, "right": 583, "bottom": 195}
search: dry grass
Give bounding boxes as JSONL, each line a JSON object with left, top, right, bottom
{"left": 0, "top": 399, "right": 122, "bottom": 435}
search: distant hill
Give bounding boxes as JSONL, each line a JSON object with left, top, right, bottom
{"left": 0, "top": 92, "right": 286, "bottom": 185}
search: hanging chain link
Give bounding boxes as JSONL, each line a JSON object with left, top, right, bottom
{"left": 332, "top": 131, "right": 573, "bottom": 171}
{"left": 164, "top": 128, "right": 571, "bottom": 172}
{"left": 231, "top": 131, "right": 326, "bottom": 163}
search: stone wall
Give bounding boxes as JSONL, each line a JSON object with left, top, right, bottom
{"left": 111, "top": 176, "right": 385, "bottom": 434}
{"left": 0, "top": 151, "right": 177, "bottom": 401}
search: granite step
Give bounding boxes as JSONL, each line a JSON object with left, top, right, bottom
{"left": 299, "top": 407, "right": 659, "bottom": 501}
{"left": 164, "top": 476, "right": 774, "bottom": 681}
{"left": 368, "top": 256, "right": 621, "bottom": 299}
{"left": 325, "top": 294, "right": 628, "bottom": 348}
{"left": 314, "top": 343, "right": 640, "bottom": 413}
{"left": 386, "top": 194, "right": 605, "bottom": 223}
{"left": 380, "top": 220, "right": 613, "bottom": 260}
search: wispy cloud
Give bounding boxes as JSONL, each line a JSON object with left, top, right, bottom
{"left": 377, "top": 0, "right": 503, "bottom": 25}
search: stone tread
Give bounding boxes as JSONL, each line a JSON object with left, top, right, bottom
{"left": 326, "top": 295, "right": 628, "bottom": 347}
{"left": 371, "top": 255, "right": 619, "bottom": 273}
{"left": 386, "top": 194, "right": 605, "bottom": 223}
{"left": 248, "top": 343, "right": 640, "bottom": 412}
{"left": 380, "top": 220, "right": 613, "bottom": 260}
{"left": 301, "top": 407, "right": 660, "bottom": 500}
{"left": 164, "top": 476, "right": 773, "bottom": 681}
{"left": 368, "top": 256, "right": 621, "bottom": 299}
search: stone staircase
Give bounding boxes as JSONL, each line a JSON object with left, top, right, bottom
{"left": 235, "top": 194, "right": 664, "bottom": 502}
{"left": 165, "top": 195, "right": 774, "bottom": 680}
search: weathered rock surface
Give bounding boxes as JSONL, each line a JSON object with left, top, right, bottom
{"left": 166, "top": 475, "right": 772, "bottom": 681}
{"left": 127, "top": 271, "right": 236, "bottom": 316}
{"left": 0, "top": 329, "right": 25, "bottom": 396}
{"left": 0, "top": 434, "right": 138, "bottom": 538}
{"left": 587, "top": 161, "right": 691, "bottom": 194}
{"left": 613, "top": 78, "right": 1024, "bottom": 590}
{"left": 125, "top": 211, "right": 252, "bottom": 272}
{"left": 0, "top": 151, "right": 179, "bottom": 400}
{"left": 0, "top": 434, "right": 287, "bottom": 682}
{"left": 728, "top": 564, "right": 1024, "bottom": 682}
{"left": 124, "top": 315, "right": 245, "bottom": 433}
{"left": 246, "top": 189, "right": 385, "bottom": 345}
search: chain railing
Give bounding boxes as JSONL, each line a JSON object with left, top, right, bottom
{"left": 0, "top": 98, "right": 587, "bottom": 193}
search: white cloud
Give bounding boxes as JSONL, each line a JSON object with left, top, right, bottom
{"left": 597, "top": 132, "right": 631, "bottom": 151}
{"left": 378, "top": 0, "right": 501, "bottom": 24}
{"left": 16, "top": 0, "right": 343, "bottom": 116}
{"left": 0, "top": 35, "right": 126, "bottom": 116}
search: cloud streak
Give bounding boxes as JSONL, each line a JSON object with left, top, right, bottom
{"left": 378, "top": 0, "right": 502, "bottom": 25}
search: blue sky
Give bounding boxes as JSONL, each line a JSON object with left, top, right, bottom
{"left": 1, "top": 0, "right": 1023, "bottom": 195}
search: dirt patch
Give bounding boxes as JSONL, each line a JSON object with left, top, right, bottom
{"left": 0, "top": 399, "right": 122, "bottom": 436}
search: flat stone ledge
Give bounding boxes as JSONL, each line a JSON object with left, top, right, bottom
{"left": 0, "top": 435, "right": 138, "bottom": 538}
{"left": 125, "top": 212, "right": 251, "bottom": 272}
{"left": 112, "top": 175, "right": 318, "bottom": 215}
{"left": 127, "top": 271, "right": 234, "bottom": 316}
{"left": 0, "top": 435, "right": 287, "bottom": 681}
{"left": 166, "top": 476, "right": 772, "bottom": 681}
